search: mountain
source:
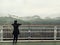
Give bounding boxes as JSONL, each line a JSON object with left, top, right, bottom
{"left": 19, "top": 15, "right": 41, "bottom": 21}
{"left": 0, "top": 15, "right": 60, "bottom": 25}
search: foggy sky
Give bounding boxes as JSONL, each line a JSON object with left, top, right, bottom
{"left": 0, "top": 0, "right": 60, "bottom": 18}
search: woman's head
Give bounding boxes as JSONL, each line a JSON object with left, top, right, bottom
{"left": 14, "top": 20, "right": 17, "bottom": 23}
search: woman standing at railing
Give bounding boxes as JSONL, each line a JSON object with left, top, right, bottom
{"left": 12, "top": 20, "right": 22, "bottom": 44}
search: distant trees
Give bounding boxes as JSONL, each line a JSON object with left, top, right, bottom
{"left": 0, "top": 16, "right": 60, "bottom": 25}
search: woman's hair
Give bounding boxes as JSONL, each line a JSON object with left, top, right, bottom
{"left": 14, "top": 20, "right": 17, "bottom": 23}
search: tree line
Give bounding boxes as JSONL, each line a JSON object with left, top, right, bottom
{"left": 0, "top": 16, "right": 60, "bottom": 25}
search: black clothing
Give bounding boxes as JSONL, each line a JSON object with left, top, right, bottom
{"left": 12, "top": 21, "right": 21, "bottom": 44}
{"left": 12, "top": 23, "right": 21, "bottom": 35}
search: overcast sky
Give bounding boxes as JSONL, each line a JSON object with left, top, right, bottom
{"left": 0, "top": 0, "right": 60, "bottom": 18}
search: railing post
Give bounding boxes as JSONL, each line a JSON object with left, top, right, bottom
{"left": 0, "top": 25, "right": 3, "bottom": 42}
{"left": 54, "top": 26, "right": 57, "bottom": 40}
{"left": 28, "top": 30, "right": 31, "bottom": 39}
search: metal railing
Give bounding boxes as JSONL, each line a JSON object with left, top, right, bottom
{"left": 0, "top": 25, "right": 60, "bottom": 41}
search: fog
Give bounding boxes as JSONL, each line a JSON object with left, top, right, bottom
{"left": 0, "top": 0, "right": 60, "bottom": 18}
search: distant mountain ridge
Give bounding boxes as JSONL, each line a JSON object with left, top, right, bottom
{"left": 0, "top": 15, "right": 60, "bottom": 25}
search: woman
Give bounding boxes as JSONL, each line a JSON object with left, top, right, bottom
{"left": 12, "top": 20, "right": 22, "bottom": 44}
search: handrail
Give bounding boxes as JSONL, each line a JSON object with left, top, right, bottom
{"left": 0, "top": 25, "right": 60, "bottom": 42}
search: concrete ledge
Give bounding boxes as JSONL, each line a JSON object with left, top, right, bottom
{"left": 1, "top": 40, "right": 60, "bottom": 43}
